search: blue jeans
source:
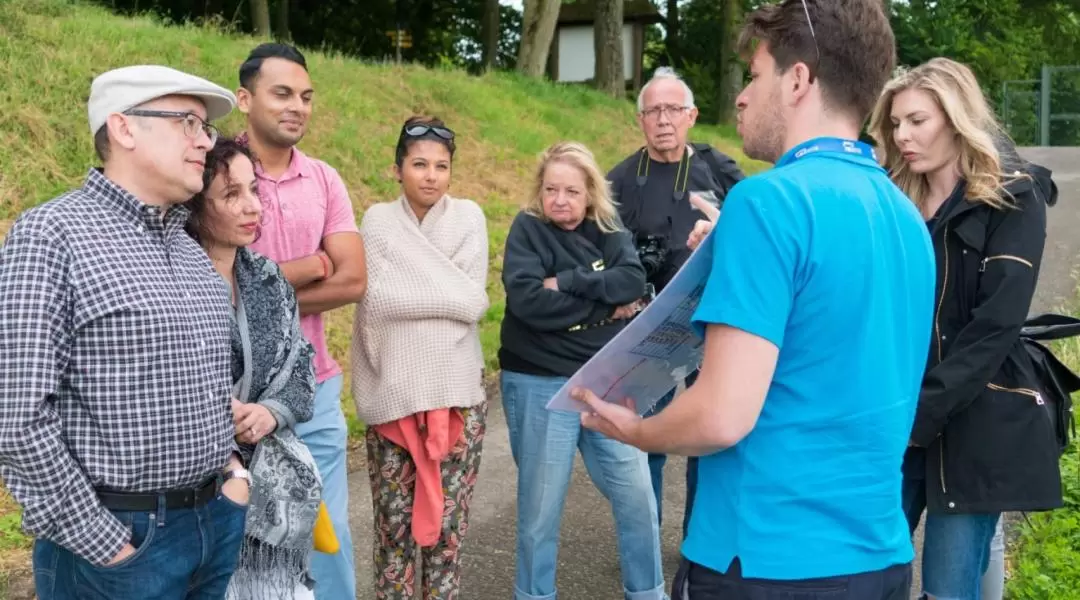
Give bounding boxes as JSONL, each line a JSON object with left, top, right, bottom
{"left": 901, "top": 458, "right": 1001, "bottom": 600}
{"left": 644, "top": 370, "right": 699, "bottom": 538}
{"left": 921, "top": 512, "right": 1001, "bottom": 600}
{"left": 294, "top": 374, "right": 355, "bottom": 599}
{"left": 32, "top": 494, "right": 247, "bottom": 599}
{"left": 500, "top": 370, "right": 667, "bottom": 600}
{"left": 672, "top": 557, "right": 912, "bottom": 600}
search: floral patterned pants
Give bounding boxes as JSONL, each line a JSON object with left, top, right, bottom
{"left": 365, "top": 401, "right": 487, "bottom": 600}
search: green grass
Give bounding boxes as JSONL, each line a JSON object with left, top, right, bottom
{"left": 0, "top": 0, "right": 759, "bottom": 582}
{"left": 1005, "top": 319, "right": 1080, "bottom": 599}
{"left": 0, "top": 0, "right": 762, "bottom": 381}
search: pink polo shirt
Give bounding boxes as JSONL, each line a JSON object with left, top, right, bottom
{"left": 246, "top": 143, "right": 360, "bottom": 384}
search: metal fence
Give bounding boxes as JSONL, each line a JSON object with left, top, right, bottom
{"left": 1002, "top": 65, "right": 1080, "bottom": 146}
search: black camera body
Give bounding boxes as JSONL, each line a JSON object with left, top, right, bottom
{"left": 635, "top": 233, "right": 669, "bottom": 282}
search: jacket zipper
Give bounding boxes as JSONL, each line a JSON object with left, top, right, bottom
{"left": 935, "top": 224, "right": 949, "bottom": 364}
{"left": 939, "top": 439, "right": 947, "bottom": 494}
{"left": 937, "top": 225, "right": 950, "bottom": 495}
{"left": 987, "top": 382, "right": 1045, "bottom": 405}
{"left": 980, "top": 254, "right": 1033, "bottom": 272}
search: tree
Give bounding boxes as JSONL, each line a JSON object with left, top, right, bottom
{"left": 594, "top": 0, "right": 624, "bottom": 96}
{"left": 481, "top": 0, "right": 501, "bottom": 70}
{"left": 517, "top": 0, "right": 562, "bottom": 77}
{"left": 665, "top": 0, "right": 679, "bottom": 67}
{"left": 715, "top": 0, "right": 741, "bottom": 123}
{"left": 275, "top": 0, "right": 291, "bottom": 41}
{"left": 250, "top": 0, "right": 271, "bottom": 39}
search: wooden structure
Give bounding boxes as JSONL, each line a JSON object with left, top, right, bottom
{"left": 546, "top": 0, "right": 663, "bottom": 91}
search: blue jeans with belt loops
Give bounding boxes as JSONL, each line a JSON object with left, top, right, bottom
{"left": 32, "top": 493, "right": 248, "bottom": 600}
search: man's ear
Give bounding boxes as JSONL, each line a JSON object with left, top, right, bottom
{"left": 788, "top": 62, "right": 814, "bottom": 104}
{"left": 236, "top": 86, "right": 252, "bottom": 115}
{"left": 107, "top": 113, "right": 137, "bottom": 152}
{"left": 688, "top": 106, "right": 700, "bottom": 128}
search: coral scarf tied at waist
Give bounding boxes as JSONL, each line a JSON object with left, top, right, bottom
{"left": 374, "top": 408, "right": 465, "bottom": 547}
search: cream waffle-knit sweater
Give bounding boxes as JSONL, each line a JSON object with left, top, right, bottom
{"left": 350, "top": 194, "right": 489, "bottom": 426}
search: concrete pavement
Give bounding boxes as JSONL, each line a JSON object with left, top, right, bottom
{"left": 346, "top": 147, "right": 1080, "bottom": 600}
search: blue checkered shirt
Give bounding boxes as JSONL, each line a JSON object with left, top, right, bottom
{"left": 0, "top": 169, "right": 236, "bottom": 565}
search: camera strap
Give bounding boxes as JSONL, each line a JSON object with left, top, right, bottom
{"left": 635, "top": 146, "right": 693, "bottom": 201}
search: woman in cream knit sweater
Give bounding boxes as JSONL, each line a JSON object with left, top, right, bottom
{"left": 350, "top": 116, "right": 489, "bottom": 600}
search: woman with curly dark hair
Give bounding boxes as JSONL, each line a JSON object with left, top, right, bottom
{"left": 186, "top": 139, "right": 322, "bottom": 600}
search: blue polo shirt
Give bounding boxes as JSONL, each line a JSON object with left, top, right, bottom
{"left": 685, "top": 137, "right": 935, "bottom": 580}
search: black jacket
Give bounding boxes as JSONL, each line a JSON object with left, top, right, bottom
{"left": 909, "top": 153, "right": 1061, "bottom": 513}
{"left": 498, "top": 212, "right": 647, "bottom": 377}
{"left": 608, "top": 144, "right": 744, "bottom": 291}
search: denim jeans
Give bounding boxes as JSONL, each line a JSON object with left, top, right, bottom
{"left": 643, "top": 370, "right": 699, "bottom": 538}
{"left": 293, "top": 374, "right": 356, "bottom": 599}
{"left": 32, "top": 494, "right": 248, "bottom": 599}
{"left": 500, "top": 370, "right": 667, "bottom": 600}
{"left": 901, "top": 460, "right": 1001, "bottom": 600}
{"left": 671, "top": 557, "right": 912, "bottom": 600}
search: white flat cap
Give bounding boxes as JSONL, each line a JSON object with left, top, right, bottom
{"left": 87, "top": 65, "right": 237, "bottom": 135}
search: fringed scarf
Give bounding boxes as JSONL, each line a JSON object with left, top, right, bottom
{"left": 226, "top": 249, "right": 321, "bottom": 600}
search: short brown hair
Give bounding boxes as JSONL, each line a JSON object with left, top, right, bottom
{"left": 93, "top": 126, "right": 110, "bottom": 162}
{"left": 738, "top": 0, "right": 896, "bottom": 124}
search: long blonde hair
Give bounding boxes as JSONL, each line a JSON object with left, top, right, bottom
{"left": 525, "top": 141, "right": 622, "bottom": 233}
{"left": 868, "top": 57, "right": 1021, "bottom": 214}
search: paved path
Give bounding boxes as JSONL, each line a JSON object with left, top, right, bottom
{"left": 347, "top": 147, "right": 1080, "bottom": 600}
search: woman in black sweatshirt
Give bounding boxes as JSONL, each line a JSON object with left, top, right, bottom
{"left": 497, "top": 141, "right": 666, "bottom": 600}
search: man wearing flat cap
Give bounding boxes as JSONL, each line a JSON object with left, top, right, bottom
{"left": 0, "top": 65, "right": 251, "bottom": 599}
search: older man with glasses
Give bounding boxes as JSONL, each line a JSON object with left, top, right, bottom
{"left": 605, "top": 67, "right": 745, "bottom": 539}
{"left": 0, "top": 65, "right": 251, "bottom": 600}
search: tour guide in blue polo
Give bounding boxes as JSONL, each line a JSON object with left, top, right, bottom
{"left": 573, "top": 1, "right": 935, "bottom": 598}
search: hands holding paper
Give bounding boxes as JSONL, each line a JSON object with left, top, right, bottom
{"left": 575, "top": 192, "right": 723, "bottom": 449}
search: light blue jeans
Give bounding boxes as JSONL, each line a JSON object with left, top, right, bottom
{"left": 922, "top": 511, "right": 1001, "bottom": 600}
{"left": 500, "top": 370, "right": 667, "bottom": 600}
{"left": 293, "top": 374, "right": 355, "bottom": 599}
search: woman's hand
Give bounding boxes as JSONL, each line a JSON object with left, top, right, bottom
{"left": 232, "top": 399, "right": 277, "bottom": 445}
{"left": 543, "top": 277, "right": 559, "bottom": 291}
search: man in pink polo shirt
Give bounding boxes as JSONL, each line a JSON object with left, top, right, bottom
{"left": 236, "top": 43, "right": 366, "bottom": 598}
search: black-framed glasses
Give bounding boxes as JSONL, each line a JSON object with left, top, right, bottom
{"left": 403, "top": 124, "right": 455, "bottom": 140}
{"left": 123, "top": 109, "right": 220, "bottom": 144}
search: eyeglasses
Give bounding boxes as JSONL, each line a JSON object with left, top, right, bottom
{"left": 640, "top": 105, "right": 690, "bottom": 121}
{"left": 800, "top": 0, "right": 821, "bottom": 81}
{"left": 403, "top": 124, "right": 455, "bottom": 140}
{"left": 123, "top": 110, "right": 220, "bottom": 144}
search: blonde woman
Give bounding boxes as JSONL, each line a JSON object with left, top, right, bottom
{"left": 351, "top": 116, "right": 489, "bottom": 599}
{"left": 870, "top": 57, "right": 1060, "bottom": 600}
{"left": 497, "top": 142, "right": 665, "bottom": 600}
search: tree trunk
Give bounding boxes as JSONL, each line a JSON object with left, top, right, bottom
{"left": 482, "top": 0, "right": 500, "bottom": 70}
{"left": 665, "top": 0, "right": 679, "bottom": 67}
{"left": 716, "top": 0, "right": 741, "bottom": 123}
{"left": 516, "top": 0, "right": 562, "bottom": 78}
{"left": 274, "top": 0, "right": 291, "bottom": 41}
{"left": 594, "top": 0, "right": 624, "bottom": 97}
{"left": 250, "top": 0, "right": 271, "bottom": 39}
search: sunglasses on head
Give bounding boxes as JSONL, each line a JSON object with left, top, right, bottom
{"left": 404, "top": 124, "right": 455, "bottom": 140}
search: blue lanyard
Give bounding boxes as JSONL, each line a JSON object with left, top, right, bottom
{"left": 776, "top": 137, "right": 877, "bottom": 168}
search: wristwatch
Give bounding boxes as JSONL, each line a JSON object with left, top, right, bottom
{"left": 222, "top": 467, "right": 252, "bottom": 487}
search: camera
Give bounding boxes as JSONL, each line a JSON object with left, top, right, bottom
{"left": 635, "top": 233, "right": 669, "bottom": 282}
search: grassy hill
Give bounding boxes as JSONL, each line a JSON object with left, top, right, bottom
{"left": 0, "top": 1, "right": 761, "bottom": 589}
{"left": 0, "top": 0, "right": 763, "bottom": 385}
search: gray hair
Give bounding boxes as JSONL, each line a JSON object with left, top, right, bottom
{"left": 636, "top": 67, "right": 696, "bottom": 112}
